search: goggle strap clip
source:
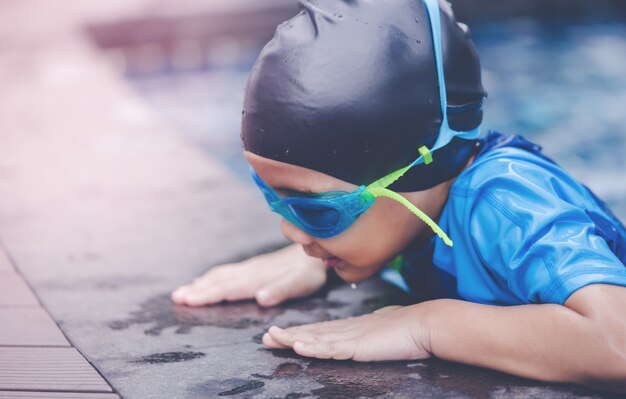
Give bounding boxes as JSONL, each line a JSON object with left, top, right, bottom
{"left": 418, "top": 146, "right": 433, "bottom": 164}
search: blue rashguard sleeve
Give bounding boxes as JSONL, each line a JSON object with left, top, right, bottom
{"left": 469, "top": 177, "right": 626, "bottom": 305}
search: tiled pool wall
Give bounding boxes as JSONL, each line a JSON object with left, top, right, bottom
{"left": 88, "top": 0, "right": 626, "bottom": 220}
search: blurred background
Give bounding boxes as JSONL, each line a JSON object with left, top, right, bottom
{"left": 85, "top": 0, "right": 626, "bottom": 218}
{"left": 1, "top": 1, "right": 625, "bottom": 397}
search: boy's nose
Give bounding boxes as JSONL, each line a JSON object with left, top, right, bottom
{"left": 280, "top": 219, "right": 315, "bottom": 246}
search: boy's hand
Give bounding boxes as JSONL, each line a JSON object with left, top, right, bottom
{"left": 171, "top": 244, "right": 327, "bottom": 307}
{"left": 263, "top": 304, "right": 432, "bottom": 362}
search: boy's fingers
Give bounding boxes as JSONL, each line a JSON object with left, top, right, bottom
{"left": 269, "top": 323, "right": 360, "bottom": 360}
{"left": 184, "top": 282, "right": 254, "bottom": 306}
{"left": 284, "top": 318, "right": 355, "bottom": 336}
{"left": 283, "top": 323, "right": 357, "bottom": 345}
{"left": 256, "top": 268, "right": 324, "bottom": 307}
{"left": 262, "top": 332, "right": 290, "bottom": 349}
{"left": 170, "top": 288, "right": 189, "bottom": 304}
{"left": 172, "top": 273, "right": 260, "bottom": 306}
{"left": 293, "top": 340, "right": 355, "bottom": 360}
{"left": 183, "top": 281, "right": 246, "bottom": 306}
{"left": 187, "top": 266, "right": 241, "bottom": 289}
{"left": 171, "top": 284, "right": 202, "bottom": 303}
{"left": 267, "top": 326, "right": 296, "bottom": 347}
{"left": 373, "top": 305, "right": 404, "bottom": 314}
{"left": 183, "top": 291, "right": 225, "bottom": 307}
{"left": 255, "top": 277, "right": 297, "bottom": 307}
{"left": 171, "top": 268, "right": 230, "bottom": 304}
{"left": 267, "top": 325, "right": 349, "bottom": 349}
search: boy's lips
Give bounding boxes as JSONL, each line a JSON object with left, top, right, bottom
{"left": 323, "top": 257, "right": 341, "bottom": 268}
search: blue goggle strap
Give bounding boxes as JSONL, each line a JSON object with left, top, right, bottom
{"left": 364, "top": 0, "right": 481, "bottom": 247}
{"left": 415, "top": 0, "right": 481, "bottom": 169}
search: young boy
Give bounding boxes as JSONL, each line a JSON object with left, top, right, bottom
{"left": 171, "top": 0, "right": 626, "bottom": 391}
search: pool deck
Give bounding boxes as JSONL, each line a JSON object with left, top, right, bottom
{"left": 0, "top": 1, "right": 621, "bottom": 398}
{"left": 0, "top": 247, "right": 118, "bottom": 397}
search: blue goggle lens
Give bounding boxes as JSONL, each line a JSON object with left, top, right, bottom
{"left": 287, "top": 202, "right": 341, "bottom": 228}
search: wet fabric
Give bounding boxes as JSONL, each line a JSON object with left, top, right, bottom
{"left": 242, "top": 0, "right": 486, "bottom": 191}
{"left": 381, "top": 131, "right": 626, "bottom": 305}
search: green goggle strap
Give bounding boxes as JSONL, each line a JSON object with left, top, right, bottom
{"left": 365, "top": 146, "right": 453, "bottom": 247}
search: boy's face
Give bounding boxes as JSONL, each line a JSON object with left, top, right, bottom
{"left": 245, "top": 151, "right": 451, "bottom": 283}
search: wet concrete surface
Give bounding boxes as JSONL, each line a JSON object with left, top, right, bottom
{"left": 94, "top": 282, "right": 616, "bottom": 398}
{"left": 0, "top": 1, "right": 624, "bottom": 398}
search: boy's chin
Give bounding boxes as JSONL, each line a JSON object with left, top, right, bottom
{"left": 333, "top": 262, "right": 380, "bottom": 283}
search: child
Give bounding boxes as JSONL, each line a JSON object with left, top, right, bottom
{"left": 171, "top": 0, "right": 626, "bottom": 391}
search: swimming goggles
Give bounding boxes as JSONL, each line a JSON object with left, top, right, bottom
{"left": 249, "top": 0, "right": 481, "bottom": 246}
{"left": 250, "top": 164, "right": 452, "bottom": 245}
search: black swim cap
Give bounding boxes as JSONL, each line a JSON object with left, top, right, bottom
{"left": 242, "top": 0, "right": 486, "bottom": 191}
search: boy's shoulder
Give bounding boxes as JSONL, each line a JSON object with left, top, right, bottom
{"left": 435, "top": 134, "right": 626, "bottom": 305}
{"left": 445, "top": 133, "right": 604, "bottom": 236}
{"left": 450, "top": 135, "right": 585, "bottom": 208}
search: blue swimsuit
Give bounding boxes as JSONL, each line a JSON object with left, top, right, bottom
{"left": 381, "top": 131, "right": 626, "bottom": 305}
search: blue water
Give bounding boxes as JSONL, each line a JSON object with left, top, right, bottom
{"left": 128, "top": 19, "right": 626, "bottom": 220}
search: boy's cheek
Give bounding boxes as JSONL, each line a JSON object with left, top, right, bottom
{"left": 321, "top": 202, "right": 421, "bottom": 274}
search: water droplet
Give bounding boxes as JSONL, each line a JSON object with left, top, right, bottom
{"left": 282, "top": 59, "right": 287, "bottom": 63}
{"left": 350, "top": 283, "right": 357, "bottom": 290}
{"left": 259, "top": 128, "right": 265, "bottom": 133}
{"left": 291, "top": 79, "right": 296, "bottom": 84}
{"left": 427, "top": 99, "right": 433, "bottom": 104}
{"left": 416, "top": 39, "right": 421, "bottom": 44}
{"left": 333, "top": 148, "right": 338, "bottom": 156}
{"left": 285, "top": 149, "right": 290, "bottom": 154}
{"left": 415, "top": 17, "right": 420, "bottom": 23}
{"left": 338, "top": 14, "right": 343, "bottom": 19}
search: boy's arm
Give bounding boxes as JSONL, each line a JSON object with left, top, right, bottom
{"left": 267, "top": 283, "right": 626, "bottom": 391}
{"left": 421, "top": 283, "right": 626, "bottom": 391}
